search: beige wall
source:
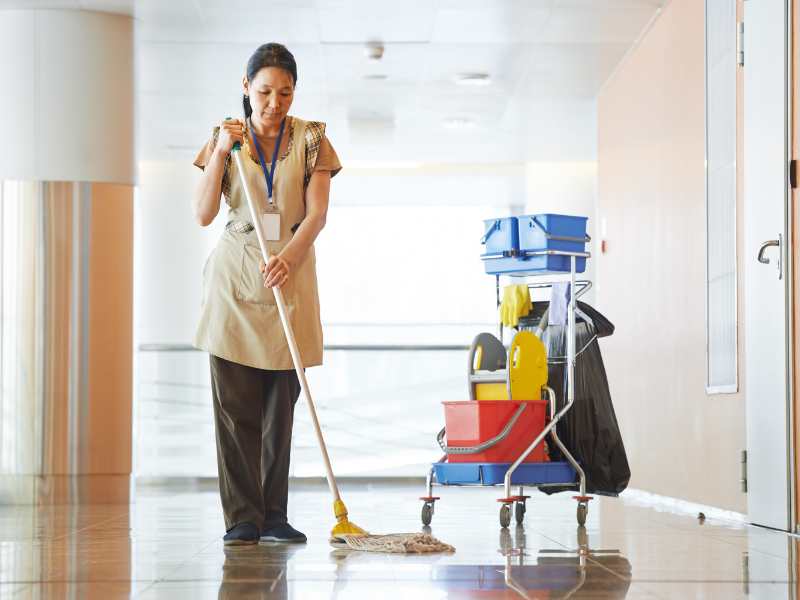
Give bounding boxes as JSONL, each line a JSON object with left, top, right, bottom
{"left": 0, "top": 182, "right": 134, "bottom": 504}
{"left": 597, "top": 0, "right": 746, "bottom": 512}
{"left": 88, "top": 183, "right": 134, "bottom": 488}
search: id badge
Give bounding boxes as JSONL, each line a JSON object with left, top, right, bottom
{"left": 261, "top": 207, "right": 281, "bottom": 241}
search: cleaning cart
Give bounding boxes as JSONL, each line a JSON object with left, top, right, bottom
{"left": 420, "top": 214, "right": 593, "bottom": 528}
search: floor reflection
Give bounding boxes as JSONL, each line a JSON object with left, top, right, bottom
{"left": 212, "top": 522, "right": 634, "bottom": 599}
{"left": 499, "top": 525, "right": 631, "bottom": 599}
{"left": 216, "top": 545, "right": 300, "bottom": 599}
{"left": 2, "top": 482, "right": 799, "bottom": 599}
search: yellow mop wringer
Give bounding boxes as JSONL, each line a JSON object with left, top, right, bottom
{"left": 231, "top": 139, "right": 453, "bottom": 553}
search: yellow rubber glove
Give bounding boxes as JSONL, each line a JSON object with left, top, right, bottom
{"left": 499, "top": 285, "right": 531, "bottom": 327}
{"left": 515, "top": 284, "right": 531, "bottom": 324}
{"left": 501, "top": 286, "right": 514, "bottom": 327}
{"left": 499, "top": 286, "right": 513, "bottom": 327}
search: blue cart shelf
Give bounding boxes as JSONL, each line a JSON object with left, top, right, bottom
{"left": 432, "top": 461, "right": 577, "bottom": 487}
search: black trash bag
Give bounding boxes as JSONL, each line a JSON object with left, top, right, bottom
{"left": 521, "top": 304, "right": 630, "bottom": 496}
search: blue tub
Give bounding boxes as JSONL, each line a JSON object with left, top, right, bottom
{"left": 518, "top": 214, "right": 589, "bottom": 253}
{"left": 481, "top": 217, "right": 518, "bottom": 257}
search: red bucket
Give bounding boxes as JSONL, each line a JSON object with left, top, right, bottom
{"left": 443, "top": 400, "right": 548, "bottom": 464}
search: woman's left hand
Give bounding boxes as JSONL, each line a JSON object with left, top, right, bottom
{"left": 261, "top": 255, "right": 291, "bottom": 288}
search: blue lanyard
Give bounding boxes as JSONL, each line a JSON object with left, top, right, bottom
{"left": 248, "top": 117, "right": 286, "bottom": 203}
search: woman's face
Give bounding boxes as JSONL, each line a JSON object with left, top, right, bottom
{"left": 244, "top": 67, "right": 295, "bottom": 128}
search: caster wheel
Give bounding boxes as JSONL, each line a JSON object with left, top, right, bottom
{"left": 421, "top": 502, "right": 433, "bottom": 526}
{"left": 577, "top": 502, "right": 588, "bottom": 526}
{"left": 499, "top": 504, "right": 511, "bottom": 528}
{"left": 515, "top": 501, "right": 526, "bottom": 525}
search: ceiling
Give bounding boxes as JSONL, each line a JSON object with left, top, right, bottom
{"left": 1, "top": 0, "right": 665, "bottom": 163}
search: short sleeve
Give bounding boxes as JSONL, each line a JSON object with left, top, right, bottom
{"left": 314, "top": 136, "right": 342, "bottom": 178}
{"left": 193, "top": 127, "right": 231, "bottom": 200}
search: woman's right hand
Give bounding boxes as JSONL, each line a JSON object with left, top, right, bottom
{"left": 215, "top": 118, "right": 245, "bottom": 154}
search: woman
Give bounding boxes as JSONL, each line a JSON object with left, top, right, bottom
{"left": 192, "top": 43, "right": 341, "bottom": 545}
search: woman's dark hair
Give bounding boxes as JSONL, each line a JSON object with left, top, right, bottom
{"left": 243, "top": 43, "right": 298, "bottom": 118}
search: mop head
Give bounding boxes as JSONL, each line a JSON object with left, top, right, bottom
{"left": 329, "top": 500, "right": 454, "bottom": 553}
{"left": 331, "top": 532, "right": 455, "bottom": 554}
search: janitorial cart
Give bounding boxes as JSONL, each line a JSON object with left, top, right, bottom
{"left": 421, "top": 213, "right": 596, "bottom": 528}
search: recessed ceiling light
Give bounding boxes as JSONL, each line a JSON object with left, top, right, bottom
{"left": 454, "top": 72, "right": 491, "bottom": 86}
{"left": 442, "top": 117, "right": 476, "bottom": 129}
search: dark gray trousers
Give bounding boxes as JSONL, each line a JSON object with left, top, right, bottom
{"left": 209, "top": 355, "right": 300, "bottom": 532}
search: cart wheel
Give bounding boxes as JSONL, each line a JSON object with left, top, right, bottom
{"left": 421, "top": 502, "right": 433, "bottom": 526}
{"left": 499, "top": 504, "right": 511, "bottom": 528}
{"left": 577, "top": 502, "right": 588, "bottom": 526}
{"left": 514, "top": 501, "right": 526, "bottom": 525}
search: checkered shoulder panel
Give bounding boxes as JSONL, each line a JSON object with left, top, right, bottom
{"left": 304, "top": 121, "right": 326, "bottom": 187}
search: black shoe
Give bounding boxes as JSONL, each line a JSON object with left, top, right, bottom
{"left": 223, "top": 522, "right": 259, "bottom": 546}
{"left": 260, "top": 523, "right": 307, "bottom": 543}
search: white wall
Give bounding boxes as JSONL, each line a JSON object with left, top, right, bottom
{"left": 597, "top": 0, "right": 746, "bottom": 512}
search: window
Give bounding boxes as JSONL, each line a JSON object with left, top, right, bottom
{"left": 705, "top": 0, "right": 738, "bottom": 393}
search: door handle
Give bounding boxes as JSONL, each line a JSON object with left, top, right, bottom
{"left": 757, "top": 240, "right": 779, "bottom": 264}
{"left": 757, "top": 236, "right": 783, "bottom": 280}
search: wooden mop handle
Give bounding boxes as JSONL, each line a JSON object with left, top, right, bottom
{"left": 230, "top": 146, "right": 342, "bottom": 503}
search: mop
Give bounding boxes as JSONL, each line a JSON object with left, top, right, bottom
{"left": 230, "top": 140, "right": 453, "bottom": 554}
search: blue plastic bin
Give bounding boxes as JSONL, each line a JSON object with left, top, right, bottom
{"left": 482, "top": 253, "right": 586, "bottom": 276}
{"left": 481, "top": 217, "right": 518, "bottom": 257}
{"left": 518, "top": 214, "right": 589, "bottom": 253}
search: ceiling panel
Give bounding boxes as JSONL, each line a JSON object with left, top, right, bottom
{"left": 317, "top": 0, "right": 437, "bottom": 43}
{"left": 0, "top": 0, "right": 80, "bottom": 10}
{"left": 125, "top": 0, "right": 665, "bottom": 163}
{"left": 518, "top": 43, "right": 631, "bottom": 99}
{"left": 194, "top": 0, "right": 318, "bottom": 10}
{"left": 432, "top": 3, "right": 554, "bottom": 43}
{"left": 137, "top": 42, "right": 327, "bottom": 94}
{"left": 540, "top": 2, "right": 660, "bottom": 43}
{"left": 0, "top": 0, "right": 134, "bottom": 14}
{"left": 557, "top": 0, "right": 661, "bottom": 8}
{"left": 137, "top": 43, "right": 247, "bottom": 95}
{"left": 134, "top": 0, "right": 199, "bottom": 24}
{"left": 80, "top": 0, "right": 133, "bottom": 14}
{"left": 136, "top": 9, "right": 320, "bottom": 43}
{"left": 0, "top": 0, "right": 665, "bottom": 163}
{"left": 419, "top": 44, "right": 529, "bottom": 86}
{"left": 319, "top": 41, "right": 430, "bottom": 87}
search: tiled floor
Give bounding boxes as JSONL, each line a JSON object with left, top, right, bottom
{"left": 0, "top": 480, "right": 797, "bottom": 599}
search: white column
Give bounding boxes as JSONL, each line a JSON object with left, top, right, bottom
{"left": 0, "top": 9, "right": 134, "bottom": 183}
{"left": 0, "top": 9, "right": 135, "bottom": 504}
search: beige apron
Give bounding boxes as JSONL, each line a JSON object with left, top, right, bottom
{"left": 194, "top": 116, "right": 324, "bottom": 370}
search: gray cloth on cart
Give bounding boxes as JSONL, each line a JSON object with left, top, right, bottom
{"left": 519, "top": 302, "right": 630, "bottom": 496}
{"left": 548, "top": 282, "right": 571, "bottom": 325}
